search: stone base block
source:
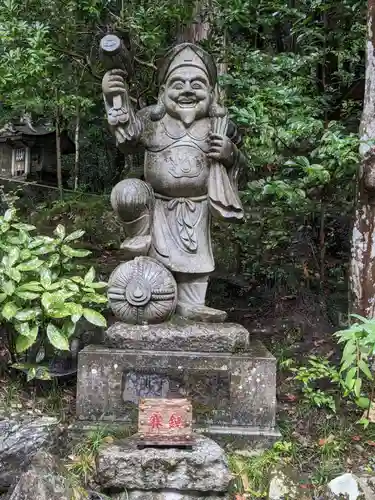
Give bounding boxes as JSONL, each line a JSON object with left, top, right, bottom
{"left": 113, "top": 491, "right": 229, "bottom": 499}
{"left": 76, "top": 337, "right": 279, "bottom": 446}
{"left": 104, "top": 320, "right": 249, "bottom": 353}
{"left": 97, "top": 435, "right": 231, "bottom": 492}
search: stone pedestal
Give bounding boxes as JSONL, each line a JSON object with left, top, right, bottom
{"left": 76, "top": 320, "right": 279, "bottom": 448}
{"left": 96, "top": 435, "right": 232, "bottom": 499}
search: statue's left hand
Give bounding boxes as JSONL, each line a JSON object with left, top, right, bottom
{"left": 208, "top": 133, "right": 235, "bottom": 168}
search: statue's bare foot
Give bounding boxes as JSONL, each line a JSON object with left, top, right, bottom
{"left": 120, "top": 235, "right": 151, "bottom": 257}
{"left": 176, "top": 301, "right": 227, "bottom": 323}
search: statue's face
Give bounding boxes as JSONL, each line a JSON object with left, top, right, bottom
{"left": 163, "top": 67, "right": 212, "bottom": 126}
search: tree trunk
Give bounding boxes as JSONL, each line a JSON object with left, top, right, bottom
{"left": 350, "top": 0, "right": 375, "bottom": 318}
{"left": 74, "top": 108, "right": 80, "bottom": 191}
{"left": 177, "top": 0, "right": 211, "bottom": 43}
{"left": 55, "top": 114, "right": 63, "bottom": 198}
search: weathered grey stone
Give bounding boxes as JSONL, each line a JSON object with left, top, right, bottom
{"left": 96, "top": 435, "right": 232, "bottom": 492}
{"left": 102, "top": 39, "right": 247, "bottom": 323}
{"left": 113, "top": 492, "right": 229, "bottom": 499}
{"left": 0, "top": 415, "right": 58, "bottom": 489}
{"left": 357, "top": 475, "right": 375, "bottom": 499}
{"left": 268, "top": 466, "right": 311, "bottom": 500}
{"left": 175, "top": 303, "right": 227, "bottom": 323}
{"left": 76, "top": 340, "right": 279, "bottom": 447}
{"left": 326, "top": 473, "right": 375, "bottom": 500}
{"left": 328, "top": 473, "right": 362, "bottom": 500}
{"left": 7, "top": 451, "right": 87, "bottom": 500}
{"left": 104, "top": 321, "right": 249, "bottom": 352}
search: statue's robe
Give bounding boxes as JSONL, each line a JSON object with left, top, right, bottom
{"left": 138, "top": 111, "right": 244, "bottom": 275}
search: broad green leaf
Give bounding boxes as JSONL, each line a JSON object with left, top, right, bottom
{"left": 12, "top": 362, "right": 38, "bottom": 371}
{"left": 71, "top": 276, "right": 83, "bottom": 284}
{"left": 83, "top": 308, "right": 107, "bottom": 327}
{"left": 12, "top": 223, "right": 36, "bottom": 231}
{"left": 36, "top": 347, "right": 45, "bottom": 363}
{"left": 16, "top": 291, "right": 40, "bottom": 300}
{"left": 45, "top": 282, "right": 63, "bottom": 292}
{"left": 32, "top": 245, "right": 56, "bottom": 255}
{"left": 3, "top": 280, "right": 15, "bottom": 296}
{"left": 358, "top": 418, "right": 370, "bottom": 429}
{"left": 29, "top": 238, "right": 48, "bottom": 249}
{"left": 8, "top": 247, "right": 20, "bottom": 267}
{"left": 341, "top": 340, "right": 356, "bottom": 365}
{"left": 66, "top": 302, "right": 83, "bottom": 315}
{"left": 18, "top": 282, "right": 44, "bottom": 292}
{"left": 65, "top": 303, "right": 83, "bottom": 323}
{"left": 356, "top": 397, "right": 371, "bottom": 409}
{"left": 6, "top": 268, "right": 21, "bottom": 282}
{"left": 84, "top": 267, "right": 95, "bottom": 285}
{"left": 66, "top": 282, "right": 80, "bottom": 292}
{"left": 47, "top": 254, "right": 60, "bottom": 267}
{"left": 358, "top": 359, "right": 373, "bottom": 380}
{"left": 42, "top": 291, "right": 75, "bottom": 311}
{"left": 41, "top": 292, "right": 54, "bottom": 311}
{"left": 20, "top": 249, "right": 32, "bottom": 261}
{"left": 17, "top": 258, "right": 43, "bottom": 272}
{"left": 40, "top": 268, "right": 52, "bottom": 288}
{"left": 15, "top": 322, "right": 30, "bottom": 336}
{"left": 0, "top": 222, "right": 10, "bottom": 233}
{"left": 3, "top": 209, "right": 13, "bottom": 222}
{"left": 15, "top": 309, "right": 39, "bottom": 321}
{"left": 354, "top": 378, "right": 362, "bottom": 398}
{"left": 54, "top": 224, "right": 66, "bottom": 240}
{"left": 350, "top": 313, "right": 368, "bottom": 324}
{"left": 35, "top": 366, "right": 51, "bottom": 380}
{"left": 90, "top": 282, "right": 108, "bottom": 289}
{"left": 27, "top": 367, "right": 37, "bottom": 382}
{"left": 0, "top": 293, "right": 7, "bottom": 303}
{"left": 2, "top": 301, "right": 19, "bottom": 320}
{"left": 62, "top": 319, "right": 76, "bottom": 338}
{"left": 47, "top": 323, "right": 69, "bottom": 351}
{"left": 344, "top": 367, "right": 356, "bottom": 389}
{"left": 48, "top": 307, "right": 72, "bottom": 319}
{"left": 61, "top": 245, "right": 91, "bottom": 258}
{"left": 16, "top": 334, "right": 36, "bottom": 353}
{"left": 82, "top": 293, "right": 108, "bottom": 304}
{"left": 64, "top": 229, "right": 85, "bottom": 243}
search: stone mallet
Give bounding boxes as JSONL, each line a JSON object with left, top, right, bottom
{"left": 100, "top": 34, "right": 133, "bottom": 127}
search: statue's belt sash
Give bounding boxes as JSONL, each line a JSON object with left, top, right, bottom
{"left": 154, "top": 193, "right": 207, "bottom": 254}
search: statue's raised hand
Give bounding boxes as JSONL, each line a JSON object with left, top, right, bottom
{"left": 208, "top": 133, "right": 235, "bottom": 168}
{"left": 102, "top": 69, "right": 129, "bottom": 125}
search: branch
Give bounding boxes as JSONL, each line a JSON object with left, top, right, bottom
{"left": 134, "top": 56, "right": 157, "bottom": 71}
{"left": 52, "top": 47, "right": 101, "bottom": 81}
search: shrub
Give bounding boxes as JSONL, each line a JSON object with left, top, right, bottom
{"left": 0, "top": 207, "right": 107, "bottom": 381}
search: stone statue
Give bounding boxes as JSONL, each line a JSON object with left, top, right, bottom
{"left": 102, "top": 38, "right": 247, "bottom": 323}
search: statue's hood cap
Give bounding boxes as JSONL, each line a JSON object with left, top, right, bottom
{"left": 157, "top": 43, "right": 217, "bottom": 86}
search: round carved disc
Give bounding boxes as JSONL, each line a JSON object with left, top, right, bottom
{"left": 107, "top": 257, "right": 177, "bottom": 325}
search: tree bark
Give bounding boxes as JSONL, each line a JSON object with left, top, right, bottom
{"left": 55, "top": 115, "right": 63, "bottom": 199}
{"left": 350, "top": 0, "right": 375, "bottom": 317}
{"left": 177, "top": 0, "right": 211, "bottom": 43}
{"left": 74, "top": 108, "right": 80, "bottom": 191}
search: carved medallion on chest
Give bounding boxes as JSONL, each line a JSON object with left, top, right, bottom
{"left": 166, "top": 144, "right": 204, "bottom": 179}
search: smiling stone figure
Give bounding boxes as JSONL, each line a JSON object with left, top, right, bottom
{"left": 102, "top": 42, "right": 248, "bottom": 323}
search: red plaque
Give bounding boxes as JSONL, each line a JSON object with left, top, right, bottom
{"left": 138, "top": 398, "right": 194, "bottom": 446}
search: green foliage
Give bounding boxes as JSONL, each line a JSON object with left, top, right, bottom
{"left": 0, "top": 0, "right": 367, "bottom": 297}
{"left": 211, "top": 0, "right": 364, "bottom": 289}
{"left": 229, "top": 441, "right": 294, "bottom": 497}
{"left": 67, "top": 426, "right": 117, "bottom": 485}
{"left": 0, "top": 207, "right": 107, "bottom": 381}
{"left": 335, "top": 314, "right": 375, "bottom": 427}
{"left": 291, "top": 356, "right": 340, "bottom": 412}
